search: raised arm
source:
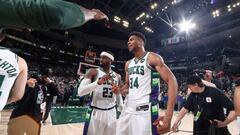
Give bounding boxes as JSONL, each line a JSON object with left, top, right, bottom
{"left": 0, "top": 0, "right": 108, "bottom": 30}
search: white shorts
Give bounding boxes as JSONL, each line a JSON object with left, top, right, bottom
{"left": 83, "top": 107, "right": 117, "bottom": 135}
{"left": 116, "top": 103, "right": 159, "bottom": 135}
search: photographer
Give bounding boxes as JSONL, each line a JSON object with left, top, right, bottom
{"left": 8, "top": 72, "right": 47, "bottom": 135}
{"left": 42, "top": 69, "right": 58, "bottom": 124}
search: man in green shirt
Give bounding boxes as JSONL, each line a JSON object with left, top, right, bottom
{"left": 0, "top": 0, "right": 108, "bottom": 30}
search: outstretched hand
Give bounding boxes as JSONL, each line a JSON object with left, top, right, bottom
{"left": 153, "top": 115, "right": 172, "bottom": 134}
{"left": 91, "top": 9, "right": 109, "bottom": 21}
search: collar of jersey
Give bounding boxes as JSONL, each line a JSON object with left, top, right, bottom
{"left": 134, "top": 52, "right": 148, "bottom": 64}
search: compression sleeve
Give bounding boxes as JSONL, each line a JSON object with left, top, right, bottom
{"left": 78, "top": 78, "right": 99, "bottom": 96}
{"left": 116, "top": 94, "right": 124, "bottom": 112}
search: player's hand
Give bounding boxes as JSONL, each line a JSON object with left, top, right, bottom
{"left": 212, "top": 119, "right": 227, "bottom": 128}
{"left": 171, "top": 122, "right": 179, "bottom": 132}
{"left": 121, "top": 88, "right": 129, "bottom": 97}
{"left": 27, "top": 78, "right": 37, "bottom": 88}
{"left": 97, "top": 74, "right": 111, "bottom": 85}
{"left": 43, "top": 77, "right": 53, "bottom": 84}
{"left": 91, "top": 9, "right": 109, "bottom": 21}
{"left": 153, "top": 115, "right": 171, "bottom": 134}
{"left": 112, "top": 84, "right": 120, "bottom": 95}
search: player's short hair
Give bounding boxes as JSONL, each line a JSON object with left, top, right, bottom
{"left": 129, "top": 31, "right": 146, "bottom": 45}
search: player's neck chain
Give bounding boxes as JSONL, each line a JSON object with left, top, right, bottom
{"left": 134, "top": 52, "right": 147, "bottom": 64}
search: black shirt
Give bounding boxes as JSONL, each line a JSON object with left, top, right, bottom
{"left": 45, "top": 82, "right": 58, "bottom": 102}
{"left": 10, "top": 85, "right": 47, "bottom": 122}
{"left": 183, "top": 86, "right": 234, "bottom": 135}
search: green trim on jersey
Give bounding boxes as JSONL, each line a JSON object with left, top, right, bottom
{"left": 15, "top": 54, "right": 19, "bottom": 62}
{"left": 150, "top": 71, "right": 160, "bottom": 104}
{"left": 133, "top": 52, "right": 148, "bottom": 64}
{"left": 0, "top": 46, "right": 8, "bottom": 50}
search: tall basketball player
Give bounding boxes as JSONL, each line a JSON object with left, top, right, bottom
{"left": 0, "top": 31, "right": 28, "bottom": 111}
{"left": 78, "top": 51, "right": 123, "bottom": 135}
{"left": 112, "top": 31, "right": 178, "bottom": 135}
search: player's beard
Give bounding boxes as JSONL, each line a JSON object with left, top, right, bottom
{"left": 129, "top": 47, "right": 136, "bottom": 53}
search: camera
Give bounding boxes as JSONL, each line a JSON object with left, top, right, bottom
{"left": 218, "top": 48, "right": 240, "bottom": 86}
{"left": 29, "top": 68, "right": 52, "bottom": 85}
{"left": 218, "top": 48, "right": 240, "bottom": 76}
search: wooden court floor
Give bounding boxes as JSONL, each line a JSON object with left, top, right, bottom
{"left": 1, "top": 109, "right": 239, "bottom": 135}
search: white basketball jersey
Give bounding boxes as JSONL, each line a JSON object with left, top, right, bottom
{"left": 0, "top": 47, "right": 20, "bottom": 111}
{"left": 91, "top": 68, "right": 119, "bottom": 108}
{"left": 127, "top": 52, "right": 152, "bottom": 104}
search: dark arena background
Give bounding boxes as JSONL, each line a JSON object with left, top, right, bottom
{"left": 0, "top": 0, "right": 240, "bottom": 134}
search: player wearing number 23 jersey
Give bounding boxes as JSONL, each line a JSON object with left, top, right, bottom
{"left": 78, "top": 51, "right": 123, "bottom": 135}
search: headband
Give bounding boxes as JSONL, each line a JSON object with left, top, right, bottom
{"left": 100, "top": 52, "right": 114, "bottom": 61}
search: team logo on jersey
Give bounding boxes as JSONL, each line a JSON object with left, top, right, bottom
{"left": 128, "top": 66, "right": 144, "bottom": 75}
{"left": 140, "top": 58, "right": 145, "bottom": 63}
{"left": 206, "top": 97, "right": 212, "bottom": 103}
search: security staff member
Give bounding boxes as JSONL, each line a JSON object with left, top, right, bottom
{"left": 171, "top": 75, "right": 235, "bottom": 135}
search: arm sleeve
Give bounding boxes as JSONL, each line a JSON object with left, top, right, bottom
{"left": 0, "top": 0, "right": 88, "bottom": 30}
{"left": 78, "top": 78, "right": 99, "bottom": 96}
{"left": 116, "top": 94, "right": 124, "bottom": 112}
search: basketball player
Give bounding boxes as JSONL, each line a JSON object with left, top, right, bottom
{"left": 0, "top": 33, "right": 28, "bottom": 110}
{"left": 78, "top": 51, "right": 123, "bottom": 135}
{"left": 0, "top": 0, "right": 108, "bottom": 30}
{"left": 112, "top": 31, "right": 178, "bottom": 135}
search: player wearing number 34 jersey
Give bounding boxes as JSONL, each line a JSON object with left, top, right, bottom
{"left": 78, "top": 51, "right": 123, "bottom": 135}
{"left": 112, "top": 32, "right": 178, "bottom": 135}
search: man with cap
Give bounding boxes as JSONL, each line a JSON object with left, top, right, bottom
{"left": 78, "top": 51, "right": 123, "bottom": 135}
{"left": 171, "top": 75, "right": 235, "bottom": 135}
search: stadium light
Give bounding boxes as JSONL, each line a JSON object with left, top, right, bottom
{"left": 179, "top": 20, "right": 196, "bottom": 32}
{"left": 114, "top": 16, "right": 121, "bottom": 23}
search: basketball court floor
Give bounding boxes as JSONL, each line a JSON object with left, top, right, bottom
{"left": 0, "top": 109, "right": 238, "bottom": 135}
